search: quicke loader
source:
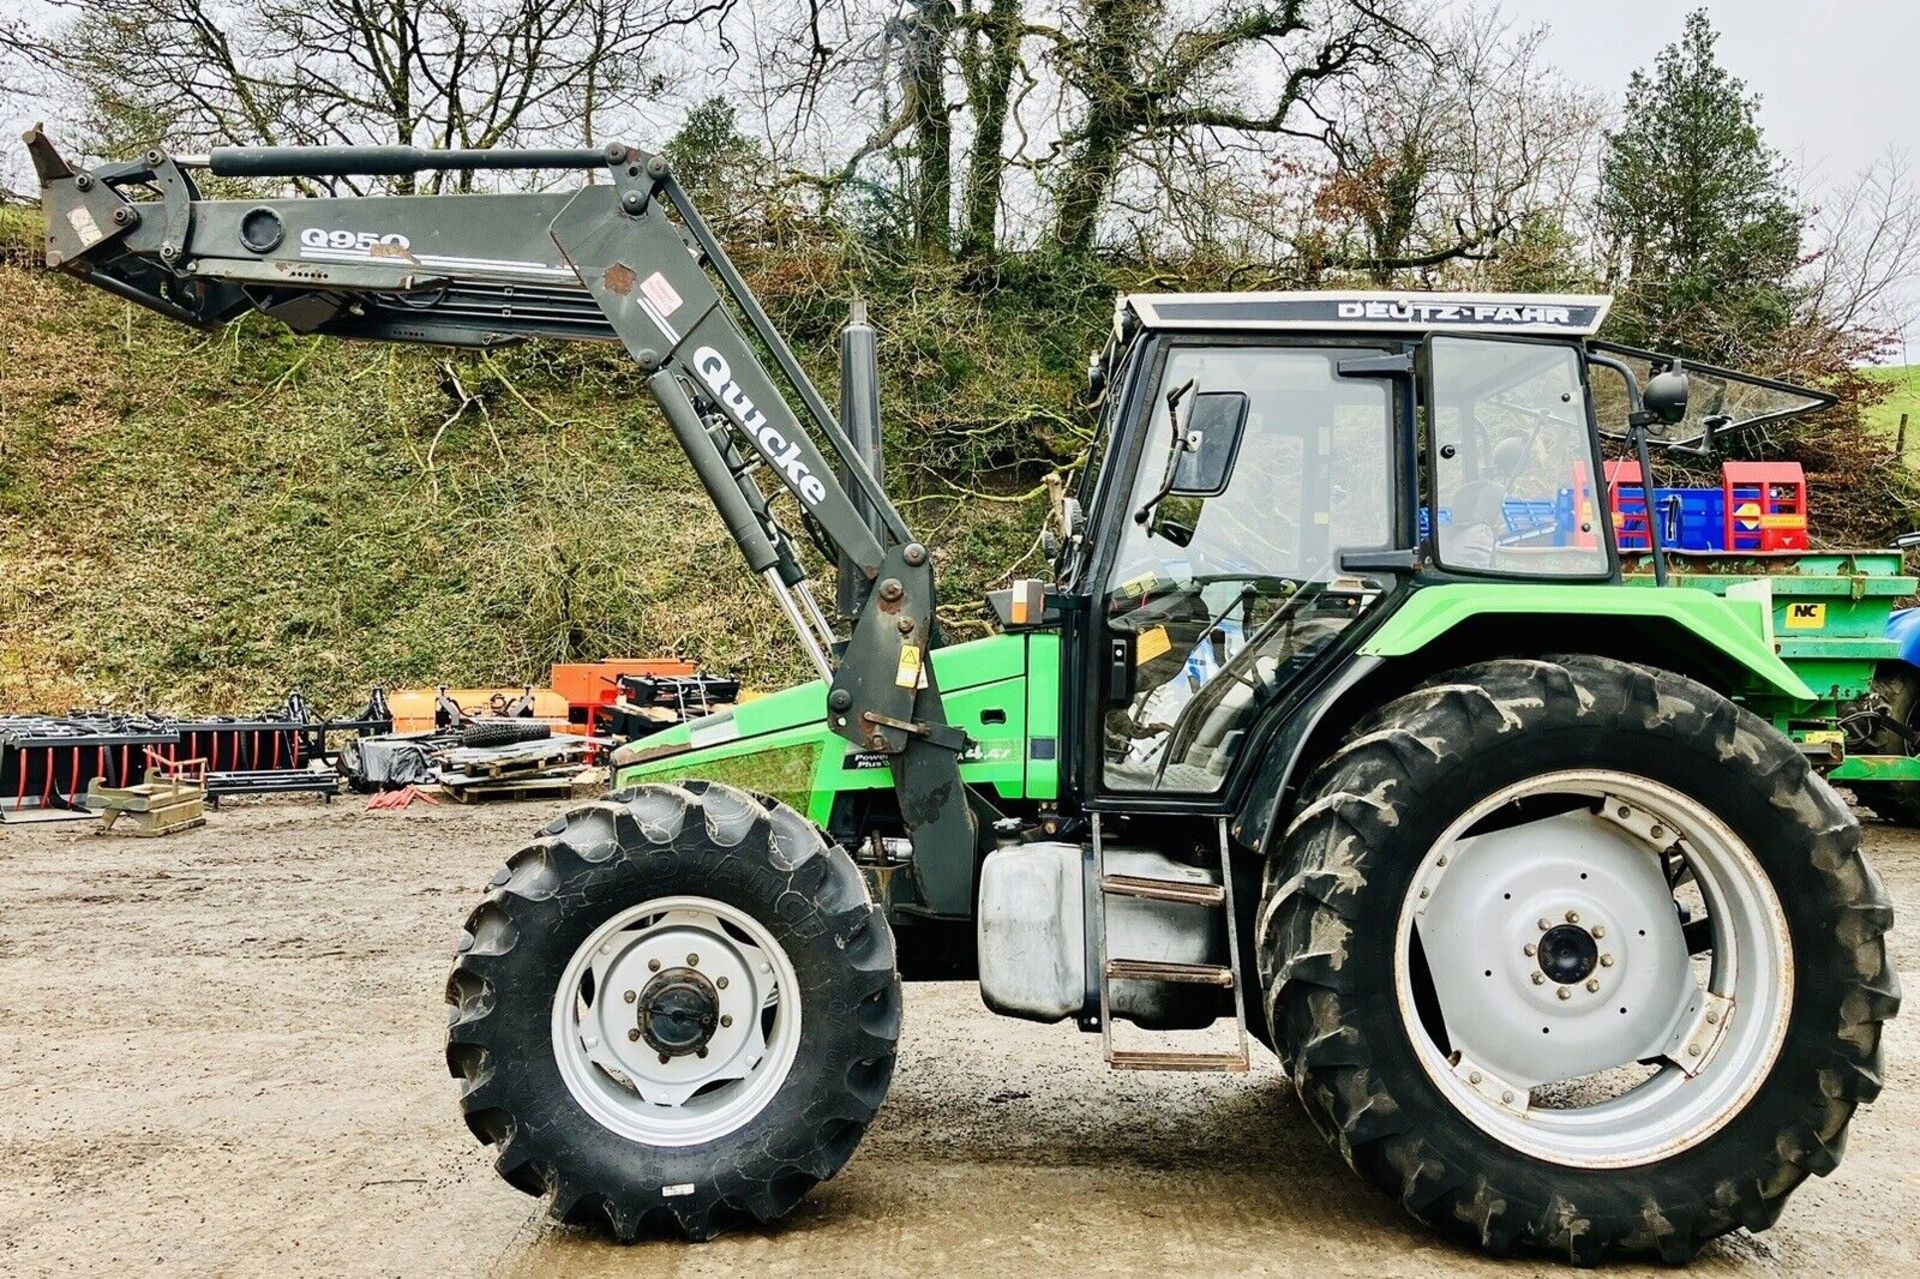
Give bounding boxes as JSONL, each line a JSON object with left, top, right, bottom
{"left": 24, "top": 129, "right": 1899, "bottom": 1263}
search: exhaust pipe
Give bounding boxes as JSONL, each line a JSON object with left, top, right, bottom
{"left": 836, "top": 300, "right": 885, "bottom": 622}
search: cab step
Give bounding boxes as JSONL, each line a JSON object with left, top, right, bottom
{"left": 1095, "top": 817, "right": 1252, "bottom": 1073}
{"left": 1104, "top": 957, "right": 1236, "bottom": 986}
{"left": 1099, "top": 872, "right": 1227, "bottom": 907}
{"left": 1108, "top": 1048, "right": 1250, "bottom": 1073}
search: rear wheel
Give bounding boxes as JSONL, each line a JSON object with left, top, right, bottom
{"left": 446, "top": 781, "right": 900, "bottom": 1239}
{"left": 1258, "top": 656, "right": 1897, "bottom": 1262}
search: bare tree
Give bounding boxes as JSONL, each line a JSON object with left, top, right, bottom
{"left": 24, "top": 0, "right": 737, "bottom": 193}
{"left": 1299, "top": 8, "right": 1604, "bottom": 281}
{"left": 1036, "top": 0, "right": 1422, "bottom": 253}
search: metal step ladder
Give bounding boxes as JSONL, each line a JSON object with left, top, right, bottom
{"left": 1095, "top": 816, "right": 1251, "bottom": 1072}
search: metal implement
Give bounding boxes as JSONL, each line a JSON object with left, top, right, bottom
{"left": 23, "top": 126, "right": 979, "bottom": 909}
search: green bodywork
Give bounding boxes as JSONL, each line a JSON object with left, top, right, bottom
{"left": 615, "top": 632, "right": 1063, "bottom": 825}
{"left": 1620, "top": 552, "right": 1920, "bottom": 783}
{"left": 1363, "top": 582, "right": 1815, "bottom": 700}
{"left": 617, "top": 578, "right": 1866, "bottom": 814}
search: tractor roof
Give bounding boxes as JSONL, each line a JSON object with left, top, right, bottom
{"left": 1119, "top": 291, "right": 1613, "bottom": 338}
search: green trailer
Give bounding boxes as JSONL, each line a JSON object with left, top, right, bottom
{"left": 1624, "top": 550, "right": 1920, "bottom": 785}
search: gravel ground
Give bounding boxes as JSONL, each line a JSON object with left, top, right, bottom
{"left": 0, "top": 797, "right": 1913, "bottom": 1277}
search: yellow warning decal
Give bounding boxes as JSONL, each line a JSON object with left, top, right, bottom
{"left": 1121, "top": 573, "right": 1157, "bottom": 599}
{"left": 1136, "top": 626, "right": 1172, "bottom": 663}
{"left": 1803, "top": 730, "right": 1844, "bottom": 745}
{"left": 895, "top": 644, "right": 922, "bottom": 688}
{"left": 1784, "top": 602, "right": 1826, "bottom": 630}
{"left": 1759, "top": 514, "right": 1806, "bottom": 529}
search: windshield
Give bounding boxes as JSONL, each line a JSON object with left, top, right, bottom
{"left": 1428, "top": 336, "right": 1609, "bottom": 577}
{"left": 1589, "top": 343, "right": 1834, "bottom": 447}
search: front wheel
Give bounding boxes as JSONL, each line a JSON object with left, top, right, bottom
{"left": 1258, "top": 656, "right": 1898, "bottom": 1263}
{"left": 445, "top": 781, "right": 900, "bottom": 1239}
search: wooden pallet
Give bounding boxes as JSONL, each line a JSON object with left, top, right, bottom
{"left": 86, "top": 776, "right": 207, "bottom": 836}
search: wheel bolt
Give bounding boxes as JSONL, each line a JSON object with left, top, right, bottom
{"left": 658, "top": 1052, "right": 670, "bottom": 1064}
{"left": 1418, "top": 887, "right": 1430, "bottom": 899}
{"left": 628, "top": 1029, "right": 640, "bottom": 1041}
{"left": 687, "top": 953, "right": 699, "bottom": 966}
{"left": 1523, "top": 943, "right": 1537, "bottom": 957}
{"left": 721, "top": 1014, "right": 733, "bottom": 1028}
{"left": 1537, "top": 918, "right": 1551, "bottom": 931}
{"left": 1591, "top": 925, "right": 1606, "bottom": 939}
{"left": 623, "top": 990, "right": 637, "bottom": 1004}
{"left": 1600, "top": 954, "right": 1615, "bottom": 968}
{"left": 1650, "top": 825, "right": 1665, "bottom": 841}
{"left": 716, "top": 976, "right": 729, "bottom": 990}
{"left": 1565, "top": 910, "right": 1581, "bottom": 924}
{"left": 1585, "top": 978, "right": 1600, "bottom": 993}
{"left": 1468, "top": 1070, "right": 1482, "bottom": 1084}
{"left": 648, "top": 958, "right": 661, "bottom": 972}
{"left": 696, "top": 1046, "right": 709, "bottom": 1059}
{"left": 1705, "top": 1010, "right": 1720, "bottom": 1025}
{"left": 1557, "top": 987, "right": 1572, "bottom": 1001}
{"left": 1688, "top": 1044, "right": 1701, "bottom": 1057}
{"left": 1531, "top": 973, "right": 1546, "bottom": 986}
{"left": 1501, "top": 1090, "right": 1515, "bottom": 1104}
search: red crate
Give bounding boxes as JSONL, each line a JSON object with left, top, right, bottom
{"left": 1722, "top": 461, "right": 1807, "bottom": 552}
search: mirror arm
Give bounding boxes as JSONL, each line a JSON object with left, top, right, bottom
{"left": 1628, "top": 414, "right": 1668, "bottom": 587}
{"left": 1133, "top": 377, "right": 1197, "bottom": 528}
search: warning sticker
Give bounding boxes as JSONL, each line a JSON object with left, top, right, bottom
{"left": 1784, "top": 602, "right": 1826, "bottom": 630}
{"left": 67, "top": 205, "right": 102, "bottom": 247}
{"left": 639, "top": 270, "right": 683, "bottom": 317}
{"left": 895, "top": 643, "right": 922, "bottom": 688}
{"left": 1136, "top": 626, "right": 1172, "bottom": 663}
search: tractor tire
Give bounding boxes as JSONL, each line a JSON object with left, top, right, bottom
{"left": 445, "top": 780, "right": 900, "bottom": 1240}
{"left": 1257, "top": 655, "right": 1897, "bottom": 1263}
{"left": 461, "top": 718, "right": 552, "bottom": 749}
{"left": 1847, "top": 666, "right": 1920, "bottom": 825}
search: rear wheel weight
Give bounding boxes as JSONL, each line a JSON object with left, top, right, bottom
{"left": 445, "top": 780, "right": 900, "bottom": 1241}
{"left": 1256, "top": 656, "right": 1898, "bottom": 1263}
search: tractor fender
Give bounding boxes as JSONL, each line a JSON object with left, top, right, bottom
{"left": 1231, "top": 584, "right": 1816, "bottom": 857}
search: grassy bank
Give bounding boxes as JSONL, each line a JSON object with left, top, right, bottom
{"left": 0, "top": 210, "right": 1080, "bottom": 715}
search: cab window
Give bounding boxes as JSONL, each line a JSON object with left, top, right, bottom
{"left": 1428, "top": 337, "right": 1608, "bottom": 576}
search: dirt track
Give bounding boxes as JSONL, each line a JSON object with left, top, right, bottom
{"left": 1, "top": 798, "right": 1913, "bottom": 1277}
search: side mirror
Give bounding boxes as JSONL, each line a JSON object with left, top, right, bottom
{"left": 1643, "top": 370, "right": 1690, "bottom": 425}
{"left": 1169, "top": 391, "right": 1250, "bottom": 497}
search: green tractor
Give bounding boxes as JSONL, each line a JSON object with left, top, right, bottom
{"left": 27, "top": 130, "right": 1897, "bottom": 1263}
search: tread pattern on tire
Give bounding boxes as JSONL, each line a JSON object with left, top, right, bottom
{"left": 1255, "top": 655, "right": 1899, "bottom": 1263}
{"left": 444, "top": 779, "right": 900, "bottom": 1241}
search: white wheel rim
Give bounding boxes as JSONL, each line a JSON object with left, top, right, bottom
{"left": 1392, "top": 770, "right": 1792, "bottom": 1168}
{"left": 550, "top": 894, "right": 803, "bottom": 1147}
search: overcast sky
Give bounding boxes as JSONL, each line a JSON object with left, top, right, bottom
{"left": 1497, "top": 0, "right": 1909, "bottom": 187}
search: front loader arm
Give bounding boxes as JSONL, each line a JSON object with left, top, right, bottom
{"left": 25, "top": 127, "right": 981, "bottom": 915}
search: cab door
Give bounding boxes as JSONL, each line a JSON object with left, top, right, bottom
{"left": 1094, "top": 341, "right": 1399, "bottom": 797}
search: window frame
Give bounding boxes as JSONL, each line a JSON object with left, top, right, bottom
{"left": 1084, "top": 333, "right": 1407, "bottom": 802}
{"left": 1420, "top": 333, "right": 1618, "bottom": 583}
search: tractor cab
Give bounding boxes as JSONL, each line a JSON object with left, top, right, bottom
{"left": 1050, "top": 292, "right": 1833, "bottom": 803}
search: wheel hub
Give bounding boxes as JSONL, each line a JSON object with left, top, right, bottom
{"left": 552, "top": 899, "right": 802, "bottom": 1145}
{"left": 638, "top": 968, "right": 719, "bottom": 1056}
{"left": 1536, "top": 923, "right": 1599, "bottom": 984}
